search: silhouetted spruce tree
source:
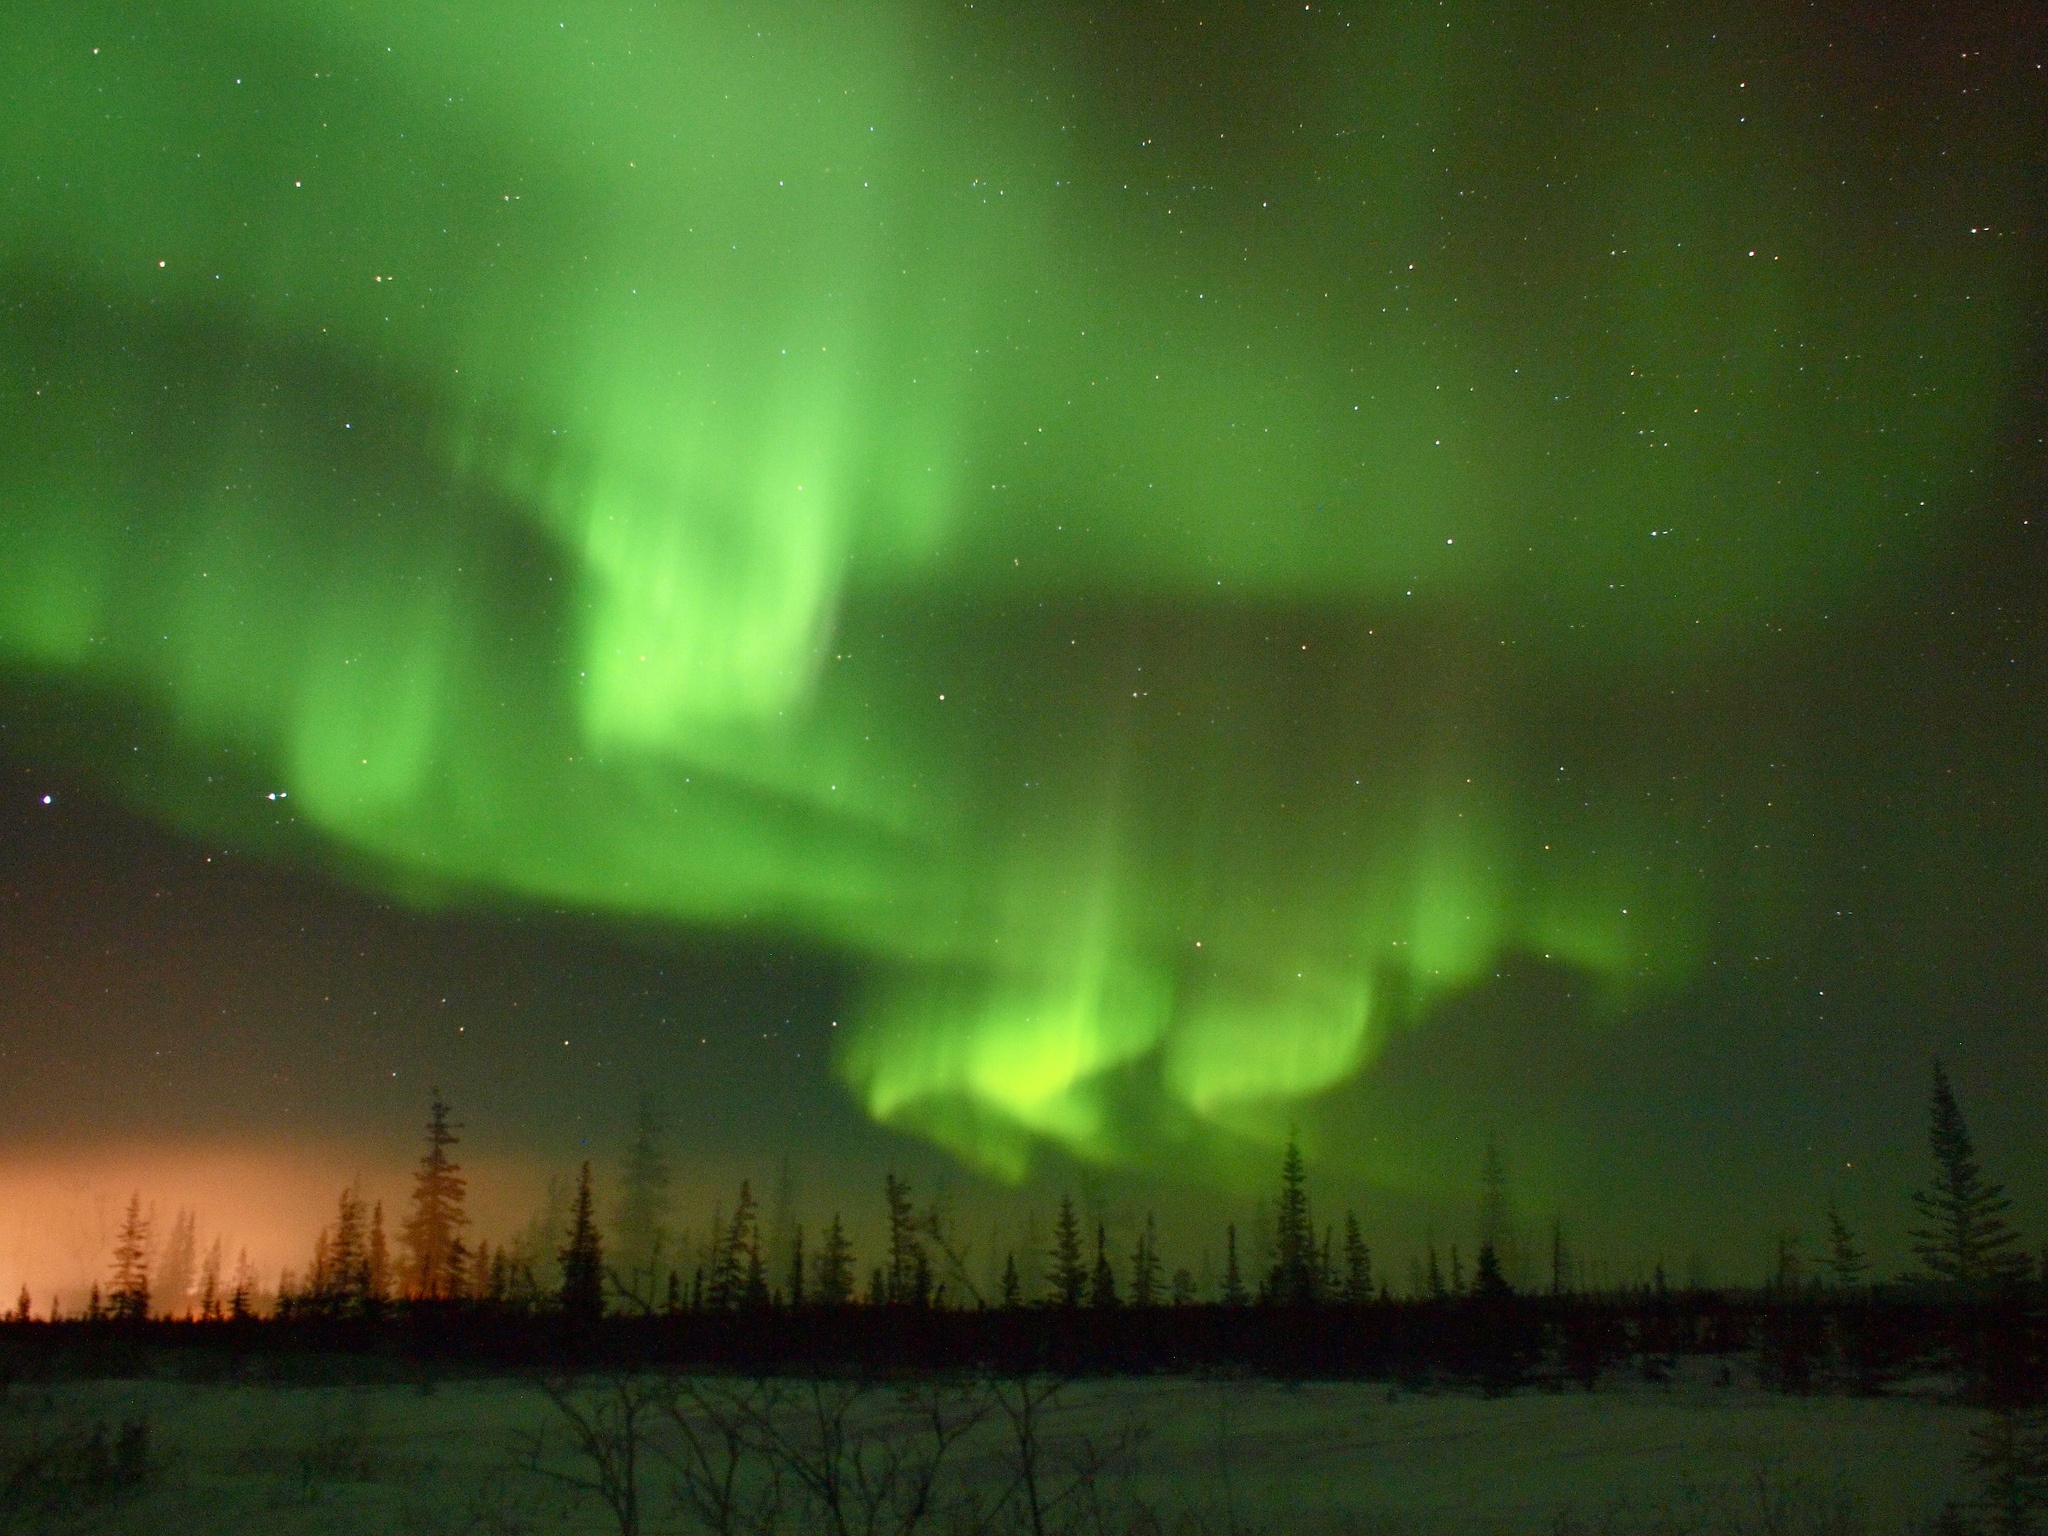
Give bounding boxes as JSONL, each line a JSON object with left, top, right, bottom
{"left": 1090, "top": 1223, "right": 1119, "bottom": 1308}
{"left": 1221, "top": 1224, "right": 1247, "bottom": 1305}
{"left": 108, "top": 1194, "right": 150, "bottom": 1322}
{"left": 1478, "top": 1136, "right": 1519, "bottom": 1287}
{"left": 1912, "top": 1061, "right": 2025, "bottom": 1288}
{"left": 197, "top": 1242, "right": 222, "bottom": 1321}
{"left": 1825, "top": 1197, "right": 1870, "bottom": 1288}
{"left": 1172, "top": 1268, "right": 1197, "bottom": 1305}
{"left": 787, "top": 1225, "right": 806, "bottom": 1307}
{"left": 1425, "top": 1239, "right": 1445, "bottom": 1300}
{"left": 1130, "top": 1213, "right": 1162, "bottom": 1306}
{"left": 331, "top": 1185, "right": 368, "bottom": 1312}
{"left": 884, "top": 1172, "right": 924, "bottom": 1304}
{"left": 559, "top": 1162, "right": 605, "bottom": 1321}
{"left": 301, "top": 1226, "right": 333, "bottom": 1316}
{"left": 228, "top": 1250, "right": 253, "bottom": 1321}
{"left": 1342, "top": 1212, "right": 1372, "bottom": 1303}
{"left": 304, "top": 1222, "right": 336, "bottom": 1314}
{"left": 400, "top": 1090, "right": 470, "bottom": 1300}
{"left": 1048, "top": 1196, "right": 1086, "bottom": 1308}
{"left": 1000, "top": 1253, "right": 1023, "bottom": 1308}
{"left": 1267, "top": 1136, "right": 1319, "bottom": 1305}
{"left": 1451, "top": 1244, "right": 1465, "bottom": 1297}
{"left": 1474, "top": 1239, "right": 1512, "bottom": 1301}
{"left": 817, "top": 1215, "right": 854, "bottom": 1306}
{"left": 708, "top": 1180, "right": 758, "bottom": 1308}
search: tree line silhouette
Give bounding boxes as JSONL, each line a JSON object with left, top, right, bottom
{"left": 9, "top": 1062, "right": 2044, "bottom": 1404}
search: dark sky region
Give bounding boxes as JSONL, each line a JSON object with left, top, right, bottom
{"left": 1, "top": 0, "right": 2043, "bottom": 1302}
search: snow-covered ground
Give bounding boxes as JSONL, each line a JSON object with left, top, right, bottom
{"left": 1, "top": 1360, "right": 1976, "bottom": 1534}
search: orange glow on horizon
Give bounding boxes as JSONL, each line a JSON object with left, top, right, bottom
{"left": 0, "top": 1138, "right": 550, "bottom": 1313}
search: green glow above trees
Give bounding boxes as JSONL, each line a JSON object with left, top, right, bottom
{"left": 0, "top": 2, "right": 2031, "bottom": 1182}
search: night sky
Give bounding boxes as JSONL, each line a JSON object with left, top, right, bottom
{"left": 2, "top": 1, "right": 2043, "bottom": 1300}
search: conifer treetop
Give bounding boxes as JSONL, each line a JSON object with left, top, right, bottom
{"left": 400, "top": 1089, "right": 470, "bottom": 1301}
{"left": 1910, "top": 1060, "right": 2023, "bottom": 1289}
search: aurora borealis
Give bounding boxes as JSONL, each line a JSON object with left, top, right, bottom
{"left": 2, "top": 1, "right": 2044, "bottom": 1279}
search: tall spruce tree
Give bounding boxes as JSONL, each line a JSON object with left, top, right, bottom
{"left": 1911, "top": 1061, "right": 2024, "bottom": 1288}
{"left": 329, "top": 1186, "right": 367, "bottom": 1312}
{"left": 883, "top": 1172, "right": 923, "bottom": 1305}
{"left": 108, "top": 1193, "right": 151, "bottom": 1322}
{"left": 400, "top": 1090, "right": 470, "bottom": 1300}
{"left": 1048, "top": 1196, "right": 1086, "bottom": 1308}
{"left": 1474, "top": 1239, "right": 1512, "bottom": 1301}
{"left": 1268, "top": 1135, "right": 1318, "bottom": 1305}
{"left": 229, "top": 1250, "right": 254, "bottom": 1321}
{"left": 303, "top": 1227, "right": 334, "bottom": 1314}
{"left": 817, "top": 1215, "right": 854, "bottom": 1306}
{"left": 1342, "top": 1212, "right": 1373, "bottom": 1303}
{"left": 198, "top": 1239, "right": 223, "bottom": 1321}
{"left": 708, "top": 1180, "right": 758, "bottom": 1309}
{"left": 1130, "top": 1213, "right": 1162, "bottom": 1306}
{"left": 1479, "top": 1137, "right": 1520, "bottom": 1287}
{"left": 559, "top": 1162, "right": 605, "bottom": 1321}
{"left": 1221, "top": 1224, "right": 1247, "bottom": 1306}
{"left": 1089, "top": 1223, "right": 1119, "bottom": 1309}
